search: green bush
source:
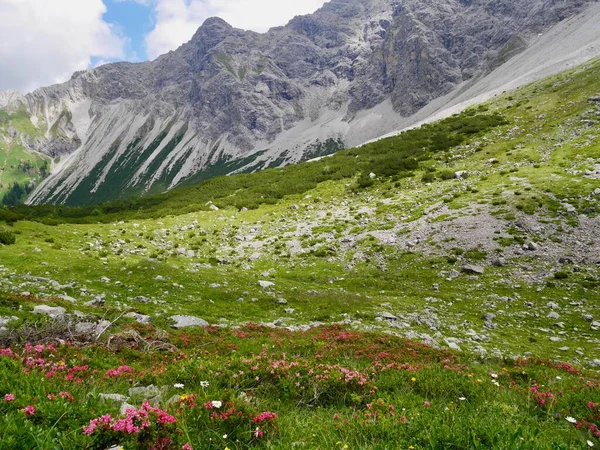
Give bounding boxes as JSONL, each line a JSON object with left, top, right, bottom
{"left": 0, "top": 228, "right": 16, "bottom": 245}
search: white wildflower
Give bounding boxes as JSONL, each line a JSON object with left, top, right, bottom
{"left": 566, "top": 416, "right": 577, "bottom": 424}
{"left": 211, "top": 400, "right": 222, "bottom": 409}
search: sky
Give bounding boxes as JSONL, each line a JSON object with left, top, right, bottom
{"left": 0, "top": 0, "right": 328, "bottom": 94}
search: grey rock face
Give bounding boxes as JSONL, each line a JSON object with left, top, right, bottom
{"left": 1, "top": 0, "right": 592, "bottom": 206}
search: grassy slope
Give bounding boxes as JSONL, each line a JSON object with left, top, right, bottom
{"left": 0, "top": 108, "right": 50, "bottom": 199}
{"left": 0, "top": 59, "right": 599, "bottom": 448}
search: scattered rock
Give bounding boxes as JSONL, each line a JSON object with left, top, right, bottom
{"left": 33, "top": 305, "right": 66, "bottom": 318}
{"left": 134, "top": 296, "right": 151, "bottom": 303}
{"left": 120, "top": 402, "right": 136, "bottom": 415}
{"left": 462, "top": 264, "right": 484, "bottom": 275}
{"left": 491, "top": 258, "right": 506, "bottom": 267}
{"left": 129, "top": 385, "right": 160, "bottom": 399}
{"left": 99, "top": 393, "right": 129, "bottom": 403}
{"left": 169, "top": 315, "right": 209, "bottom": 329}
{"left": 85, "top": 295, "right": 105, "bottom": 308}
{"left": 259, "top": 280, "right": 275, "bottom": 288}
{"left": 547, "top": 311, "right": 560, "bottom": 320}
{"left": 125, "top": 312, "right": 152, "bottom": 324}
{"left": 378, "top": 312, "right": 399, "bottom": 321}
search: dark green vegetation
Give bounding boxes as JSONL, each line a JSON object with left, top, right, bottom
{"left": 2, "top": 181, "right": 35, "bottom": 206}
{"left": 0, "top": 109, "right": 505, "bottom": 223}
{"left": 0, "top": 107, "right": 50, "bottom": 204}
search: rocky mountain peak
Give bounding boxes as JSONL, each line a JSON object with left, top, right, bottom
{"left": 2, "top": 0, "right": 597, "bottom": 206}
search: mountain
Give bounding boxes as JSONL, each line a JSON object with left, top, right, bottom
{"left": 0, "top": 0, "right": 598, "bottom": 205}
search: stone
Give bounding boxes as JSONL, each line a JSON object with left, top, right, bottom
{"left": 448, "top": 269, "right": 461, "bottom": 280}
{"left": 209, "top": 204, "right": 219, "bottom": 211}
{"left": 547, "top": 311, "right": 560, "bottom": 320}
{"left": 99, "top": 393, "right": 129, "bottom": 403}
{"left": 134, "top": 296, "right": 151, "bottom": 303}
{"left": 125, "top": 312, "right": 152, "bottom": 324}
{"left": 491, "top": 258, "right": 506, "bottom": 267}
{"left": 523, "top": 242, "right": 538, "bottom": 251}
{"left": 33, "top": 305, "right": 66, "bottom": 318}
{"left": 129, "top": 385, "right": 160, "bottom": 399}
{"left": 74, "top": 322, "right": 96, "bottom": 335}
{"left": 169, "top": 315, "right": 209, "bottom": 329}
{"left": 583, "top": 314, "right": 594, "bottom": 322}
{"left": 120, "top": 402, "right": 136, "bottom": 415}
{"left": 378, "top": 312, "right": 399, "bottom": 321}
{"left": 258, "top": 280, "right": 275, "bottom": 288}
{"left": 58, "top": 294, "right": 77, "bottom": 303}
{"left": 461, "top": 264, "right": 484, "bottom": 275}
{"left": 454, "top": 170, "right": 468, "bottom": 179}
{"left": 85, "top": 295, "right": 105, "bottom": 307}
{"left": 547, "top": 302, "right": 560, "bottom": 310}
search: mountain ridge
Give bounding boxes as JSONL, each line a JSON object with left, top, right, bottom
{"left": 0, "top": 0, "right": 598, "bottom": 205}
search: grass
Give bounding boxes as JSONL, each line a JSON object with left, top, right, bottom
{"left": 0, "top": 325, "right": 599, "bottom": 449}
{"left": 0, "top": 58, "right": 599, "bottom": 449}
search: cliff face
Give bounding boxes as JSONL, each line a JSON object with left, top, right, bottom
{"left": 0, "top": 0, "right": 594, "bottom": 205}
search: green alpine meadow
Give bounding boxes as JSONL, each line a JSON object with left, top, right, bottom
{"left": 0, "top": 54, "right": 599, "bottom": 449}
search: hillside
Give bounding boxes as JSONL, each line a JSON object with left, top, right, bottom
{"left": 0, "top": 0, "right": 598, "bottom": 206}
{"left": 0, "top": 58, "right": 599, "bottom": 448}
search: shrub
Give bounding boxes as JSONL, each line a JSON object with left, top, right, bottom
{"left": 0, "top": 229, "right": 16, "bottom": 245}
{"left": 421, "top": 172, "right": 435, "bottom": 183}
{"left": 554, "top": 271, "right": 569, "bottom": 280}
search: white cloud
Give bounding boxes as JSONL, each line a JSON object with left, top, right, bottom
{"left": 145, "top": 0, "right": 328, "bottom": 60}
{"left": 0, "top": 0, "right": 126, "bottom": 94}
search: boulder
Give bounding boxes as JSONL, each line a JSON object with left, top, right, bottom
{"left": 169, "top": 315, "right": 209, "bottom": 329}
{"left": 461, "top": 264, "right": 484, "bottom": 275}
{"left": 125, "top": 312, "right": 152, "bottom": 324}
{"left": 33, "top": 305, "right": 66, "bottom": 318}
